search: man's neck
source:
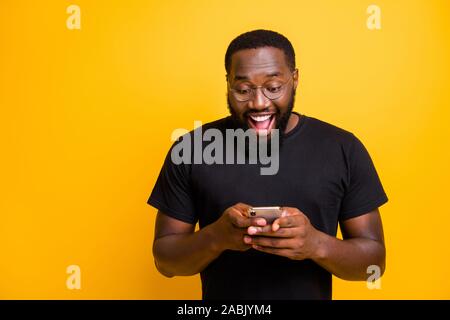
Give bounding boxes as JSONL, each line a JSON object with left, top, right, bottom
{"left": 284, "top": 112, "right": 300, "bottom": 134}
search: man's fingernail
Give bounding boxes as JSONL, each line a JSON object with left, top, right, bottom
{"left": 257, "top": 219, "right": 266, "bottom": 226}
{"left": 244, "top": 236, "right": 252, "bottom": 243}
{"left": 248, "top": 227, "right": 257, "bottom": 235}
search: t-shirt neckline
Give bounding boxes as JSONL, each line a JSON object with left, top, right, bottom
{"left": 283, "top": 111, "right": 308, "bottom": 140}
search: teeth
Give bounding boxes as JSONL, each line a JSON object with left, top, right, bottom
{"left": 250, "top": 114, "right": 272, "bottom": 122}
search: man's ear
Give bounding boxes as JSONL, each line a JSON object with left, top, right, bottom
{"left": 293, "top": 68, "right": 300, "bottom": 88}
{"left": 225, "top": 74, "right": 229, "bottom": 82}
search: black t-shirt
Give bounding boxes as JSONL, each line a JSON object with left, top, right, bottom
{"left": 147, "top": 112, "right": 388, "bottom": 299}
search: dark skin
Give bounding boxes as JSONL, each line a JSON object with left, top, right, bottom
{"left": 153, "top": 47, "right": 386, "bottom": 280}
{"left": 227, "top": 46, "right": 299, "bottom": 134}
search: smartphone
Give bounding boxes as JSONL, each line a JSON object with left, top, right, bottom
{"left": 246, "top": 206, "right": 282, "bottom": 224}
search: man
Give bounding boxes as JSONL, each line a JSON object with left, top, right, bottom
{"left": 148, "top": 29, "right": 388, "bottom": 299}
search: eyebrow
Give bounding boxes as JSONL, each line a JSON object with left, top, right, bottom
{"left": 233, "top": 72, "right": 283, "bottom": 81}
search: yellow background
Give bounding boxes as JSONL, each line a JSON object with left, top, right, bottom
{"left": 1, "top": 0, "right": 449, "bottom": 299}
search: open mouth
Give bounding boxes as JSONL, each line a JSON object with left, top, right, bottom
{"left": 247, "top": 113, "right": 276, "bottom": 135}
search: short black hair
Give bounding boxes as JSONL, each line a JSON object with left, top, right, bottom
{"left": 225, "top": 29, "right": 296, "bottom": 74}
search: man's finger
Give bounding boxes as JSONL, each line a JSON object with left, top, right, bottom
{"left": 272, "top": 216, "right": 292, "bottom": 231}
{"left": 273, "top": 212, "right": 307, "bottom": 229}
{"left": 229, "top": 210, "right": 251, "bottom": 228}
{"left": 249, "top": 217, "right": 267, "bottom": 226}
{"left": 279, "top": 206, "right": 303, "bottom": 217}
{"left": 229, "top": 209, "right": 266, "bottom": 228}
{"left": 233, "top": 202, "right": 253, "bottom": 215}
{"left": 247, "top": 225, "right": 272, "bottom": 235}
{"left": 271, "top": 207, "right": 300, "bottom": 231}
{"left": 244, "top": 236, "right": 293, "bottom": 249}
{"left": 247, "top": 226, "right": 299, "bottom": 238}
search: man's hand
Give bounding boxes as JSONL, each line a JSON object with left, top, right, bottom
{"left": 244, "top": 207, "right": 326, "bottom": 260}
{"left": 209, "top": 202, "right": 268, "bottom": 252}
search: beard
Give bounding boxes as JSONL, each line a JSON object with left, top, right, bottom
{"left": 227, "top": 88, "right": 296, "bottom": 146}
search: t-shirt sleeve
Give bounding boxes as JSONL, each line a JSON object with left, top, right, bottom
{"left": 147, "top": 140, "right": 197, "bottom": 224}
{"left": 339, "top": 134, "right": 388, "bottom": 221}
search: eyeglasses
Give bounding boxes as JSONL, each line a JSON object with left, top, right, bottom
{"left": 228, "top": 75, "right": 293, "bottom": 102}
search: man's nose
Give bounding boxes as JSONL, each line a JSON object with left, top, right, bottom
{"left": 248, "top": 87, "right": 271, "bottom": 111}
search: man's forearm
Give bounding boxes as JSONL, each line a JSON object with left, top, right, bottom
{"left": 153, "top": 225, "right": 222, "bottom": 277}
{"left": 313, "top": 232, "right": 386, "bottom": 281}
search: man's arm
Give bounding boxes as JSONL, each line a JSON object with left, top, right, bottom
{"left": 152, "top": 212, "right": 220, "bottom": 277}
{"left": 153, "top": 203, "right": 265, "bottom": 277}
{"left": 312, "top": 209, "right": 385, "bottom": 280}
{"left": 244, "top": 208, "right": 385, "bottom": 281}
